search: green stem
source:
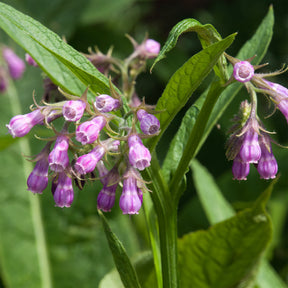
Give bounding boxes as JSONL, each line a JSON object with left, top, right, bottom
{"left": 144, "top": 155, "right": 179, "bottom": 288}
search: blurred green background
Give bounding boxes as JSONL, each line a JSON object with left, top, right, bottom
{"left": 0, "top": 0, "right": 288, "bottom": 287}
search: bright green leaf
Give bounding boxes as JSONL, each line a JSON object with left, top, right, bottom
{"left": 178, "top": 186, "right": 273, "bottom": 288}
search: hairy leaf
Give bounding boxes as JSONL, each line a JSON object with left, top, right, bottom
{"left": 178, "top": 186, "right": 273, "bottom": 288}
{"left": 190, "top": 160, "right": 287, "bottom": 288}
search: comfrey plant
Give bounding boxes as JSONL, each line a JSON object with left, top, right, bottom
{"left": 6, "top": 38, "right": 160, "bottom": 212}
{"left": 1, "top": 3, "right": 288, "bottom": 288}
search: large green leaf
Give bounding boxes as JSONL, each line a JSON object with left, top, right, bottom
{"left": 178, "top": 186, "right": 273, "bottom": 288}
{"left": 147, "top": 33, "right": 235, "bottom": 151}
{"left": 190, "top": 160, "right": 288, "bottom": 288}
{"left": 0, "top": 2, "right": 112, "bottom": 98}
{"left": 99, "top": 211, "right": 141, "bottom": 288}
{"left": 161, "top": 6, "right": 274, "bottom": 183}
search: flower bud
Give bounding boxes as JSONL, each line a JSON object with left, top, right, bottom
{"left": 25, "top": 53, "right": 38, "bottom": 67}
{"left": 137, "top": 109, "right": 160, "bottom": 135}
{"left": 6, "top": 109, "right": 44, "bottom": 138}
{"left": 233, "top": 61, "right": 254, "bottom": 83}
{"left": 232, "top": 155, "right": 250, "bottom": 180}
{"left": 94, "top": 94, "right": 120, "bottom": 112}
{"left": 62, "top": 100, "right": 86, "bottom": 122}
{"left": 143, "top": 39, "right": 161, "bottom": 58}
{"left": 74, "top": 146, "right": 105, "bottom": 175}
{"left": 239, "top": 130, "right": 261, "bottom": 163}
{"left": 257, "top": 136, "right": 278, "bottom": 179}
{"left": 262, "top": 80, "right": 288, "bottom": 123}
{"left": 75, "top": 116, "right": 106, "bottom": 145}
{"left": 128, "top": 134, "right": 151, "bottom": 170}
{"left": 2, "top": 48, "right": 25, "bottom": 79}
{"left": 97, "top": 167, "right": 119, "bottom": 212}
{"left": 27, "top": 148, "right": 50, "bottom": 194}
{"left": 48, "top": 136, "right": 70, "bottom": 172}
{"left": 119, "top": 169, "right": 142, "bottom": 214}
{"left": 53, "top": 172, "right": 74, "bottom": 208}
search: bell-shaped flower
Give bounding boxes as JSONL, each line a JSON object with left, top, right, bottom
{"left": 52, "top": 172, "right": 74, "bottom": 208}
{"left": 128, "top": 134, "right": 151, "bottom": 171}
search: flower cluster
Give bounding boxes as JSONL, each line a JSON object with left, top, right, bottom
{"left": 6, "top": 36, "right": 161, "bottom": 214}
{"left": 224, "top": 54, "right": 288, "bottom": 180}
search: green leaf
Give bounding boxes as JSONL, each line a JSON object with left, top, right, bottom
{"left": 189, "top": 160, "right": 288, "bottom": 288}
{"left": 99, "top": 251, "right": 157, "bottom": 288}
{"left": 190, "top": 160, "right": 235, "bottom": 224}
{"left": 0, "top": 2, "right": 112, "bottom": 98}
{"left": 147, "top": 33, "right": 235, "bottom": 152}
{"left": 151, "top": 19, "right": 221, "bottom": 70}
{"left": 99, "top": 211, "right": 141, "bottom": 288}
{"left": 161, "top": 6, "right": 274, "bottom": 183}
{"left": 178, "top": 186, "right": 273, "bottom": 288}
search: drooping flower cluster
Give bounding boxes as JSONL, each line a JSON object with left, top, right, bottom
{"left": 226, "top": 101, "right": 278, "bottom": 180}
{"left": 224, "top": 54, "right": 288, "bottom": 180}
{"left": 6, "top": 36, "right": 161, "bottom": 214}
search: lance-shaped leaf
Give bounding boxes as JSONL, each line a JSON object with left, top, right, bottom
{"left": 178, "top": 184, "right": 273, "bottom": 288}
{"left": 0, "top": 2, "right": 112, "bottom": 98}
{"left": 147, "top": 33, "right": 235, "bottom": 152}
{"left": 99, "top": 211, "right": 141, "bottom": 288}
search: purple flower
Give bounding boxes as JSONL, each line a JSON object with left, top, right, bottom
{"left": 74, "top": 146, "right": 105, "bottom": 175}
{"left": 119, "top": 169, "right": 142, "bottom": 214}
{"left": 128, "top": 134, "right": 151, "bottom": 170}
{"left": 233, "top": 61, "right": 254, "bottom": 83}
{"left": 97, "top": 167, "right": 119, "bottom": 212}
{"left": 48, "top": 135, "right": 70, "bottom": 172}
{"left": 27, "top": 145, "right": 50, "bottom": 194}
{"left": 143, "top": 39, "right": 161, "bottom": 58}
{"left": 257, "top": 135, "right": 278, "bottom": 179}
{"left": 232, "top": 155, "right": 250, "bottom": 180}
{"left": 137, "top": 109, "right": 160, "bottom": 135}
{"left": 53, "top": 172, "right": 74, "bottom": 208}
{"left": 94, "top": 94, "right": 120, "bottom": 112}
{"left": 6, "top": 109, "right": 44, "bottom": 138}
{"left": 2, "top": 48, "right": 25, "bottom": 79}
{"left": 75, "top": 116, "right": 106, "bottom": 145}
{"left": 25, "top": 53, "right": 38, "bottom": 67}
{"left": 262, "top": 80, "right": 288, "bottom": 123}
{"left": 62, "top": 100, "right": 86, "bottom": 122}
{"left": 239, "top": 129, "right": 261, "bottom": 163}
